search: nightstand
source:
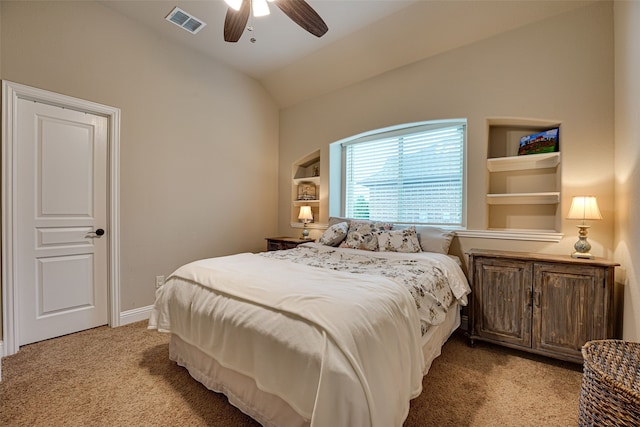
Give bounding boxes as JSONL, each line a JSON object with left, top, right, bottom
{"left": 467, "top": 249, "right": 620, "bottom": 363}
{"left": 265, "top": 237, "right": 313, "bottom": 251}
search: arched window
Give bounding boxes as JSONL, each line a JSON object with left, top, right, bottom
{"left": 330, "top": 119, "right": 466, "bottom": 227}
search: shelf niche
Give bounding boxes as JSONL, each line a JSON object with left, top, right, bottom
{"left": 486, "top": 118, "right": 562, "bottom": 234}
{"left": 290, "top": 150, "right": 321, "bottom": 229}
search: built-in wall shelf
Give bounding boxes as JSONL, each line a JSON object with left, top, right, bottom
{"left": 487, "top": 152, "right": 560, "bottom": 172}
{"left": 485, "top": 118, "right": 562, "bottom": 234}
{"left": 293, "top": 176, "right": 320, "bottom": 186}
{"left": 291, "top": 150, "right": 321, "bottom": 229}
{"left": 292, "top": 199, "right": 319, "bottom": 206}
{"left": 486, "top": 192, "right": 561, "bottom": 205}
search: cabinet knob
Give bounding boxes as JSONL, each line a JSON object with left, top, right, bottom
{"left": 533, "top": 292, "right": 540, "bottom": 308}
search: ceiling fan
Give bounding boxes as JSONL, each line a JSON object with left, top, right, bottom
{"left": 223, "top": 0, "right": 329, "bottom": 43}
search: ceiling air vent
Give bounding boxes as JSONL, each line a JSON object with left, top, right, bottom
{"left": 165, "top": 7, "right": 207, "bottom": 34}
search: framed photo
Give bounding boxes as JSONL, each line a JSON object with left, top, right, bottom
{"left": 518, "top": 128, "right": 559, "bottom": 155}
{"left": 297, "top": 182, "right": 317, "bottom": 200}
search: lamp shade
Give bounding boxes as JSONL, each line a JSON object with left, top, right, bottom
{"left": 298, "top": 206, "right": 313, "bottom": 222}
{"left": 567, "top": 196, "right": 602, "bottom": 221}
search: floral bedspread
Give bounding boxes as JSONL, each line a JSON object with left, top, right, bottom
{"left": 260, "top": 244, "right": 468, "bottom": 334}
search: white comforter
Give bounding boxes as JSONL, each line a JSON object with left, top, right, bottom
{"left": 149, "top": 246, "right": 469, "bottom": 427}
{"left": 261, "top": 243, "right": 470, "bottom": 334}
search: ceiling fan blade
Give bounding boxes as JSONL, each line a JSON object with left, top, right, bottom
{"left": 273, "top": 0, "right": 328, "bottom": 38}
{"left": 224, "top": 0, "right": 250, "bottom": 42}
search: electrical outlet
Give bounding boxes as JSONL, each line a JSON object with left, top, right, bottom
{"left": 155, "top": 275, "right": 165, "bottom": 289}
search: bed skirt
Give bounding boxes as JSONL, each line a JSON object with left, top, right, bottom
{"left": 169, "top": 304, "right": 461, "bottom": 427}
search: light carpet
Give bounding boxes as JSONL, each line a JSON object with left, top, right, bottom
{"left": 0, "top": 321, "right": 583, "bottom": 426}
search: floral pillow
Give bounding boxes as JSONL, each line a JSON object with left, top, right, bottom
{"left": 377, "top": 226, "right": 422, "bottom": 253}
{"left": 319, "top": 222, "right": 349, "bottom": 246}
{"left": 339, "top": 220, "right": 392, "bottom": 251}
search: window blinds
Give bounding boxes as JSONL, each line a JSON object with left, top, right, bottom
{"left": 343, "top": 123, "right": 465, "bottom": 226}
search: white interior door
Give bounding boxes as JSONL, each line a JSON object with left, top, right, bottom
{"left": 16, "top": 98, "right": 108, "bottom": 346}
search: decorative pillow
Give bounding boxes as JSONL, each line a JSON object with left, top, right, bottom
{"left": 319, "top": 222, "right": 349, "bottom": 246}
{"left": 377, "top": 226, "right": 422, "bottom": 253}
{"left": 339, "top": 220, "right": 392, "bottom": 251}
{"left": 414, "top": 226, "right": 454, "bottom": 254}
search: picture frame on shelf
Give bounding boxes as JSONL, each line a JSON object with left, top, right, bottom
{"left": 297, "top": 182, "right": 317, "bottom": 200}
{"left": 518, "top": 128, "right": 559, "bottom": 155}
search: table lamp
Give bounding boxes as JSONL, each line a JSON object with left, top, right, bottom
{"left": 566, "top": 196, "right": 602, "bottom": 259}
{"left": 298, "top": 206, "right": 313, "bottom": 239}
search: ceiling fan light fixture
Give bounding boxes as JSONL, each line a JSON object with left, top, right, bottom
{"left": 223, "top": 0, "right": 328, "bottom": 43}
{"left": 252, "top": 0, "right": 271, "bottom": 17}
{"left": 224, "top": 0, "right": 243, "bottom": 11}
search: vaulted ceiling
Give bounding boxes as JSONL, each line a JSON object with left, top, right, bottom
{"left": 101, "top": 0, "right": 595, "bottom": 108}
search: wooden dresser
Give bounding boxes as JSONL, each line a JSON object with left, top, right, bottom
{"left": 467, "top": 249, "right": 620, "bottom": 363}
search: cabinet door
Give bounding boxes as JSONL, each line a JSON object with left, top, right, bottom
{"left": 473, "top": 257, "right": 532, "bottom": 347}
{"left": 267, "top": 240, "right": 284, "bottom": 251}
{"left": 281, "top": 241, "right": 299, "bottom": 250}
{"left": 533, "top": 263, "right": 603, "bottom": 359}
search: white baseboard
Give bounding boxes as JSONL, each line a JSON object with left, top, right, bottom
{"left": 119, "top": 305, "right": 154, "bottom": 325}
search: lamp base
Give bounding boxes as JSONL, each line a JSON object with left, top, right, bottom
{"left": 571, "top": 251, "right": 595, "bottom": 259}
{"left": 572, "top": 225, "right": 595, "bottom": 259}
{"left": 302, "top": 226, "right": 309, "bottom": 239}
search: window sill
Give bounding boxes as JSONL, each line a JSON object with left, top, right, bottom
{"left": 454, "top": 229, "right": 563, "bottom": 242}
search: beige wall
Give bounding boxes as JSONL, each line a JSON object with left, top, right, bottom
{"left": 614, "top": 0, "right": 640, "bottom": 341}
{"left": 0, "top": 1, "right": 280, "bottom": 321}
{"left": 279, "top": 3, "right": 614, "bottom": 270}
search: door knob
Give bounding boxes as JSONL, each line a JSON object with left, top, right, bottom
{"left": 87, "top": 228, "right": 105, "bottom": 237}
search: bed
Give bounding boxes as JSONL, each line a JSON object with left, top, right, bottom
{"left": 148, "top": 220, "right": 470, "bottom": 427}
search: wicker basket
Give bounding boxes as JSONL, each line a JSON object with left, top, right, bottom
{"left": 579, "top": 340, "right": 640, "bottom": 426}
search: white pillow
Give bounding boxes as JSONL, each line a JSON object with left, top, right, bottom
{"left": 414, "top": 226, "right": 454, "bottom": 254}
{"left": 377, "top": 226, "right": 422, "bottom": 253}
{"left": 319, "top": 222, "right": 349, "bottom": 246}
{"left": 328, "top": 216, "right": 352, "bottom": 227}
